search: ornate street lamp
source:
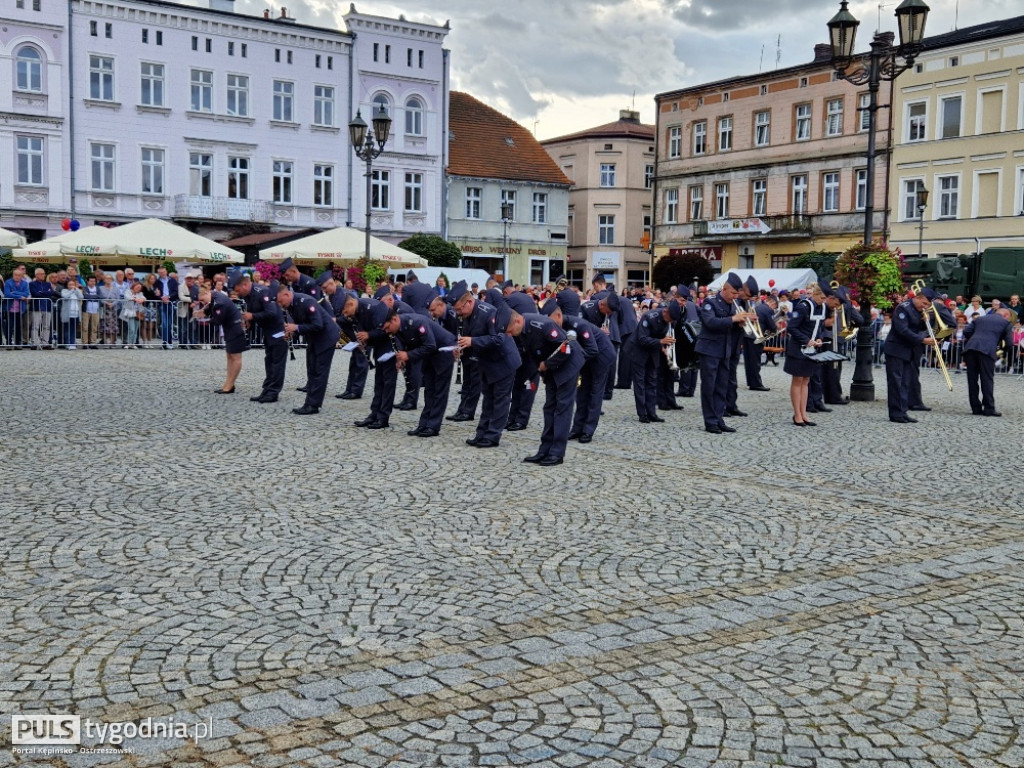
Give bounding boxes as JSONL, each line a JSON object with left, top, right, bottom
{"left": 501, "top": 202, "right": 513, "bottom": 280}
{"left": 917, "top": 185, "right": 929, "bottom": 258}
{"left": 827, "top": 0, "right": 929, "bottom": 401}
{"left": 349, "top": 105, "right": 392, "bottom": 260}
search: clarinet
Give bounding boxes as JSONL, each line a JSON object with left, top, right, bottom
{"left": 391, "top": 332, "right": 412, "bottom": 388}
{"left": 455, "top": 315, "right": 464, "bottom": 384}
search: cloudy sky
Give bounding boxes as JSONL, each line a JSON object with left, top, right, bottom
{"left": 233, "top": 0, "right": 1021, "bottom": 139}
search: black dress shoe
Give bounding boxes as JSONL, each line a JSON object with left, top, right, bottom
{"left": 567, "top": 431, "right": 583, "bottom": 441}
{"left": 256, "top": 396, "right": 278, "bottom": 403}
{"left": 909, "top": 405, "right": 932, "bottom": 412}
{"left": 802, "top": 420, "right": 817, "bottom": 427}
{"left": 249, "top": 395, "right": 264, "bottom": 401}
{"left": 806, "top": 405, "right": 819, "bottom": 413}
{"left": 538, "top": 456, "right": 564, "bottom": 466}
{"left": 813, "top": 405, "right": 833, "bottom": 413}
{"left": 972, "top": 410, "right": 984, "bottom": 415}
{"left": 826, "top": 398, "right": 850, "bottom": 405}
{"left": 296, "top": 386, "right": 308, "bottom": 393}
{"left": 215, "top": 387, "right": 235, "bottom": 394}
{"left": 905, "top": 416, "right": 918, "bottom": 423}
{"left": 724, "top": 409, "right": 747, "bottom": 417}
{"left": 984, "top": 411, "right": 1002, "bottom": 417}
{"left": 473, "top": 439, "right": 499, "bottom": 448}
{"left": 292, "top": 405, "right": 319, "bottom": 415}
{"left": 407, "top": 427, "right": 426, "bottom": 436}
{"left": 505, "top": 422, "right": 527, "bottom": 431}
{"left": 705, "top": 425, "right": 723, "bottom": 434}
{"left": 578, "top": 434, "right": 593, "bottom": 444}
{"left": 366, "top": 420, "right": 389, "bottom": 429}
{"left": 395, "top": 402, "right": 417, "bottom": 411}
{"left": 522, "top": 453, "right": 546, "bottom": 463}
{"left": 447, "top": 412, "right": 474, "bottom": 422}
{"left": 418, "top": 428, "right": 440, "bottom": 437}
{"left": 749, "top": 386, "right": 771, "bottom": 392}
{"left": 719, "top": 424, "right": 737, "bottom": 433}
{"left": 792, "top": 418, "right": 807, "bottom": 427}
{"left": 336, "top": 392, "right": 359, "bottom": 400}
{"left": 354, "top": 416, "right": 376, "bottom": 427}
{"left": 648, "top": 414, "right": 665, "bottom": 423}
{"left": 638, "top": 416, "right": 651, "bottom": 424}
{"left": 465, "top": 437, "right": 480, "bottom": 446}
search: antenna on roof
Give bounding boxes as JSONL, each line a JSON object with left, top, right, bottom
{"left": 759, "top": 44, "right": 765, "bottom": 72}
{"left": 631, "top": 90, "right": 636, "bottom": 110}
{"left": 775, "top": 34, "right": 782, "bottom": 68}
{"left": 954, "top": 0, "right": 959, "bottom": 30}
{"left": 533, "top": 120, "right": 539, "bottom": 137}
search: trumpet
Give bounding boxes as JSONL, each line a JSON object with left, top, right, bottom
{"left": 910, "top": 280, "right": 954, "bottom": 391}
{"left": 665, "top": 323, "right": 680, "bottom": 376}
{"left": 733, "top": 300, "right": 764, "bottom": 342}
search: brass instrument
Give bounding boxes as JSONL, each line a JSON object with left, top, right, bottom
{"left": 554, "top": 276, "right": 570, "bottom": 292}
{"left": 911, "top": 279, "right": 954, "bottom": 391}
{"left": 733, "top": 300, "right": 764, "bottom": 343}
{"left": 665, "top": 322, "right": 680, "bottom": 376}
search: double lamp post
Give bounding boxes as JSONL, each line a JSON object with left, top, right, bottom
{"left": 826, "top": 0, "right": 930, "bottom": 401}
{"left": 348, "top": 106, "right": 392, "bottom": 261}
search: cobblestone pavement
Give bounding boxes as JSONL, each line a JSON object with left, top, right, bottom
{"left": 1, "top": 350, "right": 1022, "bottom": 767}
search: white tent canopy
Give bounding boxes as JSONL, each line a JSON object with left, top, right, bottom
{"left": 708, "top": 268, "right": 819, "bottom": 294}
{"left": 0, "top": 227, "right": 27, "bottom": 249}
{"left": 12, "top": 219, "right": 243, "bottom": 265}
{"left": 258, "top": 227, "right": 427, "bottom": 268}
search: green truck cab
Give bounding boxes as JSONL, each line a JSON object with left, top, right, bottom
{"left": 902, "top": 248, "right": 1024, "bottom": 301}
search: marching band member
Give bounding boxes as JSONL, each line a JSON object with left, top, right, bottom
{"left": 277, "top": 284, "right": 339, "bottom": 415}
{"left": 234, "top": 272, "right": 287, "bottom": 404}
{"left": 883, "top": 287, "right": 935, "bottom": 423}
{"left": 632, "top": 299, "right": 682, "bottom": 424}
{"left": 539, "top": 301, "right": 606, "bottom": 443}
{"left": 963, "top": 307, "right": 1014, "bottom": 416}
{"left": 784, "top": 281, "right": 829, "bottom": 427}
{"left": 822, "top": 285, "right": 863, "bottom": 405}
{"left": 696, "top": 273, "right": 754, "bottom": 433}
{"left": 194, "top": 279, "right": 247, "bottom": 394}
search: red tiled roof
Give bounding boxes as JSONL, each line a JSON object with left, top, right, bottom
{"left": 448, "top": 92, "right": 572, "bottom": 186}
{"left": 542, "top": 119, "right": 655, "bottom": 145}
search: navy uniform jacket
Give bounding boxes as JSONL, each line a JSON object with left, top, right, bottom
{"left": 393, "top": 313, "right": 439, "bottom": 361}
{"left": 290, "top": 272, "right": 320, "bottom": 300}
{"left": 245, "top": 285, "right": 285, "bottom": 335}
{"left": 206, "top": 291, "right": 246, "bottom": 342}
{"left": 616, "top": 295, "right": 638, "bottom": 335}
{"left": 682, "top": 299, "right": 700, "bottom": 323}
{"left": 561, "top": 315, "right": 602, "bottom": 359}
{"left": 517, "top": 313, "right": 579, "bottom": 386}
{"left": 462, "top": 299, "right": 506, "bottom": 361}
{"left": 753, "top": 301, "right": 778, "bottom": 335}
{"left": 634, "top": 309, "right": 670, "bottom": 355}
{"left": 963, "top": 312, "right": 1013, "bottom": 358}
{"left": 505, "top": 291, "right": 536, "bottom": 315}
{"left": 555, "top": 288, "right": 581, "bottom": 317}
{"left": 883, "top": 299, "right": 927, "bottom": 361}
{"left": 483, "top": 289, "right": 513, "bottom": 331}
{"left": 435, "top": 305, "right": 459, "bottom": 337}
{"left": 392, "top": 298, "right": 415, "bottom": 315}
{"left": 694, "top": 294, "right": 736, "bottom": 359}
{"left": 290, "top": 293, "right": 340, "bottom": 350}
{"left": 786, "top": 298, "right": 826, "bottom": 346}
{"left": 402, "top": 281, "right": 433, "bottom": 313}
{"left": 580, "top": 299, "right": 617, "bottom": 343}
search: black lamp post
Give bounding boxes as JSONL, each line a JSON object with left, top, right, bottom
{"left": 827, "top": 0, "right": 929, "bottom": 401}
{"left": 348, "top": 105, "right": 392, "bottom": 260}
{"left": 916, "top": 186, "right": 929, "bottom": 258}
{"left": 501, "top": 202, "right": 513, "bottom": 280}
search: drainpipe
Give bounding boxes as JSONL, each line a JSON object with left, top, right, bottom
{"left": 67, "top": 0, "right": 76, "bottom": 220}
{"left": 346, "top": 33, "right": 355, "bottom": 227}
{"left": 440, "top": 48, "right": 449, "bottom": 239}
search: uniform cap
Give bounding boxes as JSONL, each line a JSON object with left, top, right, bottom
{"left": 449, "top": 280, "right": 470, "bottom": 303}
{"left": 226, "top": 270, "right": 247, "bottom": 290}
{"left": 501, "top": 279, "right": 514, "bottom": 290}
{"left": 373, "top": 285, "right": 391, "bottom": 300}
{"left": 834, "top": 286, "right": 850, "bottom": 302}
{"left": 921, "top": 287, "right": 940, "bottom": 301}
{"left": 425, "top": 289, "right": 441, "bottom": 305}
{"left": 370, "top": 300, "right": 391, "bottom": 328}
{"left": 604, "top": 292, "right": 621, "bottom": 311}
{"left": 279, "top": 257, "right": 295, "bottom": 272}
{"left": 666, "top": 300, "right": 682, "bottom": 322}
{"left": 675, "top": 284, "right": 690, "bottom": 298}
{"left": 745, "top": 276, "right": 759, "bottom": 294}
{"left": 406, "top": 270, "right": 417, "bottom": 282}
{"left": 539, "top": 299, "right": 560, "bottom": 317}
{"left": 315, "top": 271, "right": 334, "bottom": 286}
{"left": 726, "top": 272, "right": 743, "bottom": 290}
{"left": 817, "top": 279, "right": 834, "bottom": 297}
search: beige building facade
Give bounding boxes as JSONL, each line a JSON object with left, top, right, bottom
{"left": 888, "top": 16, "right": 1024, "bottom": 259}
{"left": 542, "top": 111, "right": 655, "bottom": 290}
{"left": 653, "top": 44, "right": 889, "bottom": 275}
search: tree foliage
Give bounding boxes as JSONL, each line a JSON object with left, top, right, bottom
{"left": 398, "top": 234, "right": 462, "bottom": 269}
{"left": 652, "top": 253, "right": 714, "bottom": 292}
{"left": 791, "top": 251, "right": 839, "bottom": 283}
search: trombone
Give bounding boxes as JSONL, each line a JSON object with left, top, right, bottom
{"left": 911, "top": 280, "right": 954, "bottom": 391}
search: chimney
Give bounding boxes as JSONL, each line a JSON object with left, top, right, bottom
{"left": 277, "top": 6, "right": 296, "bottom": 23}
{"left": 813, "top": 43, "right": 833, "bottom": 63}
{"left": 619, "top": 109, "right": 640, "bottom": 123}
{"left": 263, "top": 8, "right": 270, "bottom": 18}
{"left": 208, "top": 0, "right": 234, "bottom": 11}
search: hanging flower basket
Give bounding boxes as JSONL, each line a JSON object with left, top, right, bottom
{"left": 833, "top": 240, "right": 906, "bottom": 311}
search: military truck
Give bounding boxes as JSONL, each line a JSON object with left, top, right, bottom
{"left": 901, "top": 248, "right": 1024, "bottom": 301}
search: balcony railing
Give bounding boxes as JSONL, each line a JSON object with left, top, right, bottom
{"left": 173, "top": 195, "right": 270, "bottom": 223}
{"left": 693, "top": 213, "right": 814, "bottom": 238}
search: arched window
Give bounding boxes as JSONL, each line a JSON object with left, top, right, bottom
{"left": 16, "top": 46, "right": 43, "bottom": 92}
{"left": 405, "top": 97, "right": 424, "bottom": 136}
{"left": 372, "top": 93, "right": 391, "bottom": 117}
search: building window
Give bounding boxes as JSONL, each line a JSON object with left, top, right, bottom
{"left": 229, "top": 42, "right": 235, "bottom": 56}
{"left": 856, "top": 169, "right": 867, "bottom": 210}
{"left": 89, "top": 55, "right": 114, "bottom": 101}
{"left": 668, "top": 125, "right": 681, "bottom": 158}
{"left": 286, "top": 50, "right": 292, "bottom": 64}
{"left": 532, "top": 192, "right": 548, "bottom": 223}
{"left": 795, "top": 103, "right": 811, "bottom": 141}
{"left": 373, "top": 43, "right": 379, "bottom": 62}
{"left": 192, "top": 37, "right": 199, "bottom": 52}
{"left": 751, "top": 179, "right": 767, "bottom": 216}
{"left": 189, "top": 152, "right": 212, "bottom": 197}
{"left": 274, "top": 48, "right": 280, "bottom": 62}
{"left": 371, "top": 169, "right": 390, "bottom": 210}
{"left": 903, "top": 179, "right": 926, "bottom": 220}
{"left": 826, "top": 98, "right": 843, "bottom": 136}
{"left": 791, "top": 174, "right": 807, "bottom": 213}
{"left": 315, "top": 54, "right": 321, "bottom": 68}
{"left": 937, "top": 175, "right": 959, "bottom": 218}
{"left": 273, "top": 80, "right": 294, "bottom": 122}
{"left": 693, "top": 121, "right": 707, "bottom": 155}
{"left": 715, "top": 183, "right": 729, "bottom": 219}
{"left": 313, "top": 164, "right": 333, "bottom": 206}
{"left": 272, "top": 160, "right": 293, "bottom": 204}
{"left": 665, "top": 188, "right": 678, "bottom": 223}
{"left": 314, "top": 85, "right": 334, "bottom": 126}
{"left": 156, "top": 31, "right": 162, "bottom": 45}
{"left": 105, "top": 22, "right": 112, "bottom": 39}
{"left": 190, "top": 69, "right": 212, "bottom": 112}
{"left": 90, "top": 143, "right": 115, "bottom": 191}
{"left": 940, "top": 95, "right": 962, "bottom": 139}
{"left": 858, "top": 93, "right": 871, "bottom": 132}
{"left": 240, "top": 43, "right": 247, "bottom": 57}
{"left": 226, "top": 74, "right": 249, "bottom": 117}
{"left": 15, "top": 47, "right": 43, "bottom": 92}
{"left": 205, "top": 39, "right": 212, "bottom": 53}
{"left": 407, "top": 48, "right": 413, "bottom": 67}
{"left": 227, "top": 156, "right": 249, "bottom": 199}
{"left": 600, "top": 163, "right": 616, "bottom": 187}
{"left": 754, "top": 110, "right": 770, "bottom": 146}
{"left": 90, "top": 20, "right": 97, "bottom": 36}
{"left": 718, "top": 116, "right": 733, "bottom": 151}
{"left": 598, "top": 214, "right": 615, "bottom": 245}
{"left": 372, "top": 93, "right": 390, "bottom": 117}
{"left": 418, "top": 50, "right": 424, "bottom": 68}
{"left": 644, "top": 164, "right": 654, "bottom": 189}
{"left": 689, "top": 185, "right": 703, "bottom": 220}
{"left": 822, "top": 171, "right": 840, "bottom": 212}
{"left": 404, "top": 172, "right": 423, "bottom": 212}
{"left": 405, "top": 97, "right": 423, "bottom": 135}
{"left": 140, "top": 147, "right": 164, "bottom": 194}
{"left": 465, "top": 187, "right": 481, "bottom": 219}
{"left": 907, "top": 101, "right": 927, "bottom": 141}
{"left": 500, "top": 189, "right": 516, "bottom": 220}
{"left": 16, "top": 136, "right": 44, "bottom": 185}
{"left": 140, "top": 62, "right": 164, "bottom": 107}
{"left": 385, "top": 44, "right": 391, "bottom": 64}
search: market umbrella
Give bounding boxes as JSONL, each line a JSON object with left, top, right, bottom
{"left": 0, "top": 227, "right": 27, "bottom": 249}
{"left": 12, "top": 226, "right": 116, "bottom": 264}
{"left": 258, "top": 227, "right": 427, "bottom": 268}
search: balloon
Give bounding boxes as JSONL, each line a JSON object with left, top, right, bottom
{"left": 61, "top": 219, "right": 71, "bottom": 231}
{"left": 768, "top": 279, "right": 776, "bottom": 288}
{"left": 70, "top": 219, "right": 80, "bottom": 232}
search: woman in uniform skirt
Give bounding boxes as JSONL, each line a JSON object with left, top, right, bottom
{"left": 784, "top": 282, "right": 828, "bottom": 426}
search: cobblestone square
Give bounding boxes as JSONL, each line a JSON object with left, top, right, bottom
{"left": 2, "top": 350, "right": 1022, "bottom": 767}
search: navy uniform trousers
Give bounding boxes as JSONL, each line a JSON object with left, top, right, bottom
{"left": 303, "top": 343, "right": 336, "bottom": 408}
{"left": 699, "top": 354, "right": 731, "bottom": 429}
{"left": 509, "top": 367, "right": 540, "bottom": 427}
{"left": 344, "top": 350, "right": 370, "bottom": 397}
{"left": 540, "top": 360, "right": 586, "bottom": 459}
{"left": 742, "top": 336, "right": 765, "bottom": 389}
{"left": 368, "top": 347, "right": 398, "bottom": 423}
{"left": 400, "top": 357, "right": 422, "bottom": 407}
{"left": 418, "top": 353, "right": 455, "bottom": 432}
{"left": 572, "top": 344, "right": 616, "bottom": 437}
{"left": 261, "top": 336, "right": 288, "bottom": 398}
{"left": 475, "top": 366, "right": 514, "bottom": 443}
{"left": 885, "top": 355, "right": 914, "bottom": 420}
{"left": 454, "top": 358, "right": 481, "bottom": 417}
{"left": 964, "top": 350, "right": 996, "bottom": 414}
{"left": 631, "top": 346, "right": 660, "bottom": 419}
